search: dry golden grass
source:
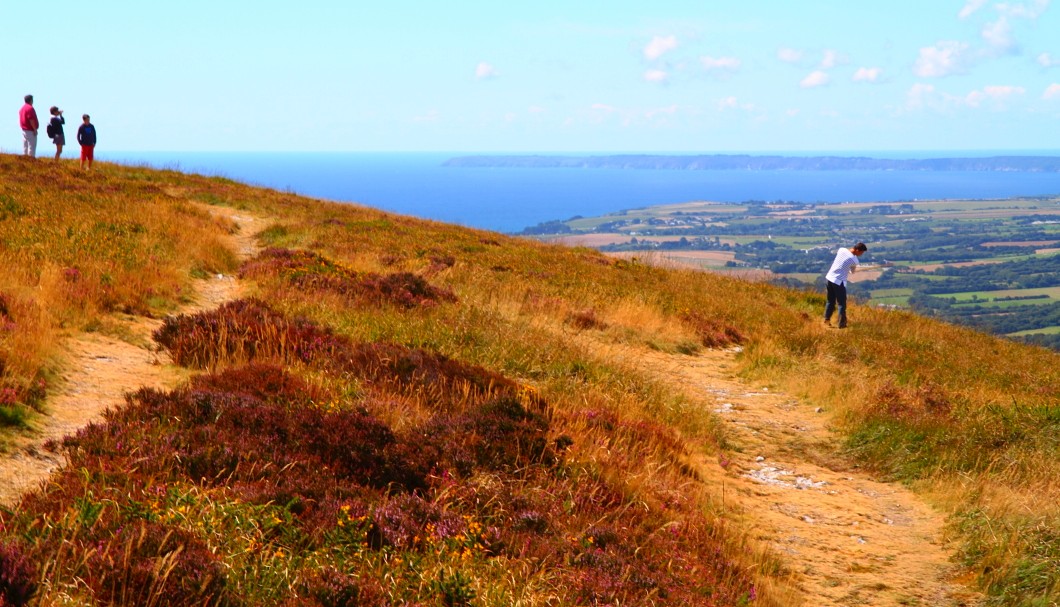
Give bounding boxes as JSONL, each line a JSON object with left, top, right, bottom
{"left": 3, "top": 154, "right": 1059, "bottom": 605}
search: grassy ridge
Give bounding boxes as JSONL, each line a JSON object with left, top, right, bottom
{"left": 0, "top": 155, "right": 1058, "bottom": 605}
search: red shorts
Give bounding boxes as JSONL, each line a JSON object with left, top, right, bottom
{"left": 80, "top": 145, "right": 94, "bottom": 161}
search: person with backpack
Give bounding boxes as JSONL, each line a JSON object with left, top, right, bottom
{"left": 48, "top": 106, "right": 65, "bottom": 160}
{"left": 18, "top": 94, "right": 39, "bottom": 157}
{"left": 76, "top": 114, "right": 97, "bottom": 171}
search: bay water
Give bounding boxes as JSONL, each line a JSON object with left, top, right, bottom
{"left": 102, "top": 151, "right": 1060, "bottom": 234}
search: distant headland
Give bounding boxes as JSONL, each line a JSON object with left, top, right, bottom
{"left": 444, "top": 154, "right": 1060, "bottom": 172}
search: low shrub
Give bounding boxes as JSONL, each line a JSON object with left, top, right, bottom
{"left": 240, "top": 248, "right": 457, "bottom": 309}
{"left": 0, "top": 539, "right": 36, "bottom": 607}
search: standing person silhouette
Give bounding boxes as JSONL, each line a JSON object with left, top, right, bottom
{"left": 77, "top": 114, "right": 97, "bottom": 171}
{"left": 49, "top": 106, "right": 65, "bottom": 160}
{"left": 18, "top": 94, "right": 39, "bottom": 157}
{"left": 823, "top": 242, "right": 867, "bottom": 329}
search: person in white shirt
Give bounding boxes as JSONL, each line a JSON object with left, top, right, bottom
{"left": 824, "top": 242, "right": 867, "bottom": 329}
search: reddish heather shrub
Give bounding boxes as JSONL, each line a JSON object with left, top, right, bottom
{"left": 564, "top": 308, "right": 608, "bottom": 331}
{"left": 367, "top": 493, "right": 464, "bottom": 550}
{"left": 153, "top": 298, "right": 350, "bottom": 368}
{"left": 86, "top": 522, "right": 226, "bottom": 607}
{"left": 189, "top": 363, "right": 327, "bottom": 406}
{"left": 409, "top": 396, "right": 553, "bottom": 478}
{"left": 679, "top": 310, "right": 746, "bottom": 348}
{"left": 0, "top": 539, "right": 37, "bottom": 607}
{"left": 304, "top": 567, "right": 386, "bottom": 607}
{"left": 356, "top": 271, "right": 458, "bottom": 309}
{"left": 343, "top": 343, "right": 541, "bottom": 413}
{"left": 872, "top": 379, "right": 953, "bottom": 421}
{"left": 239, "top": 247, "right": 457, "bottom": 309}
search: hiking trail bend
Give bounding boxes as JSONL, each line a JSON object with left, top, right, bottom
{"left": 629, "top": 347, "right": 984, "bottom": 607}
{"left": 0, "top": 205, "right": 263, "bottom": 507}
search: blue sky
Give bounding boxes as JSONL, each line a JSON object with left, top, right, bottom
{"left": 4, "top": 0, "right": 1060, "bottom": 153}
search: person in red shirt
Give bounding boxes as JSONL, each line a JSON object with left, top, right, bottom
{"left": 18, "top": 94, "right": 39, "bottom": 157}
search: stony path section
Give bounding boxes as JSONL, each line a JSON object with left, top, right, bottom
{"left": 0, "top": 207, "right": 262, "bottom": 507}
{"left": 634, "top": 348, "right": 984, "bottom": 607}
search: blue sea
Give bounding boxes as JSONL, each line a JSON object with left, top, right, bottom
{"left": 101, "top": 151, "right": 1060, "bottom": 234}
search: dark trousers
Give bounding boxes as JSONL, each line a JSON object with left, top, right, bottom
{"left": 824, "top": 280, "right": 847, "bottom": 327}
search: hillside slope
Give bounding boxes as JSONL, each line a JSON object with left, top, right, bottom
{"left": 0, "top": 155, "right": 1056, "bottom": 606}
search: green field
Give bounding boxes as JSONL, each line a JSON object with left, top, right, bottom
{"left": 523, "top": 195, "right": 1060, "bottom": 349}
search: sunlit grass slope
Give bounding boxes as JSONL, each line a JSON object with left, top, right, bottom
{"left": 0, "top": 154, "right": 1057, "bottom": 606}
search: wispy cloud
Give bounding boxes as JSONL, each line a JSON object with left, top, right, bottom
{"left": 981, "top": 17, "right": 1017, "bottom": 53}
{"left": 717, "top": 96, "right": 754, "bottom": 112}
{"left": 819, "top": 49, "right": 842, "bottom": 69}
{"left": 800, "top": 70, "right": 830, "bottom": 88}
{"left": 777, "top": 47, "right": 803, "bottom": 64}
{"left": 644, "top": 35, "right": 678, "bottom": 60}
{"left": 644, "top": 69, "right": 669, "bottom": 83}
{"left": 914, "top": 41, "right": 971, "bottom": 77}
{"left": 1044, "top": 83, "right": 1060, "bottom": 99}
{"left": 852, "top": 67, "right": 882, "bottom": 82}
{"left": 959, "top": 0, "right": 989, "bottom": 19}
{"left": 905, "top": 83, "right": 937, "bottom": 110}
{"left": 997, "top": 0, "right": 1050, "bottom": 20}
{"left": 965, "top": 85, "right": 1026, "bottom": 107}
{"left": 475, "top": 62, "right": 500, "bottom": 80}
{"left": 645, "top": 104, "right": 679, "bottom": 120}
{"left": 591, "top": 103, "right": 618, "bottom": 113}
{"left": 1039, "top": 52, "right": 1060, "bottom": 67}
{"left": 700, "top": 56, "right": 741, "bottom": 73}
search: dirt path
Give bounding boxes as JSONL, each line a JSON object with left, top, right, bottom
{"left": 632, "top": 347, "right": 983, "bottom": 607}
{"left": 0, "top": 205, "right": 263, "bottom": 507}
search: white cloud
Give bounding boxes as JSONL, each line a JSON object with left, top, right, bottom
{"left": 997, "top": 0, "right": 1050, "bottom": 20}
{"left": 905, "top": 83, "right": 937, "bottom": 110}
{"left": 716, "top": 97, "right": 755, "bottom": 112}
{"left": 644, "top": 35, "right": 678, "bottom": 60}
{"left": 959, "top": 0, "right": 988, "bottom": 18}
{"left": 777, "top": 47, "right": 803, "bottom": 63}
{"left": 914, "top": 41, "right": 971, "bottom": 77}
{"left": 475, "top": 62, "right": 499, "bottom": 80}
{"left": 965, "top": 85, "right": 1026, "bottom": 107}
{"left": 644, "top": 69, "right": 669, "bottom": 83}
{"left": 528, "top": 105, "right": 546, "bottom": 115}
{"left": 800, "top": 70, "right": 830, "bottom": 88}
{"left": 983, "top": 84, "right": 1026, "bottom": 98}
{"left": 820, "top": 49, "right": 841, "bottom": 69}
{"left": 645, "top": 104, "right": 679, "bottom": 120}
{"left": 1039, "top": 52, "right": 1060, "bottom": 67}
{"left": 700, "top": 56, "right": 741, "bottom": 72}
{"left": 717, "top": 96, "right": 740, "bottom": 111}
{"left": 853, "top": 67, "right": 882, "bottom": 82}
{"left": 982, "top": 17, "right": 1017, "bottom": 53}
{"left": 1044, "top": 83, "right": 1060, "bottom": 99}
{"left": 591, "top": 103, "right": 618, "bottom": 113}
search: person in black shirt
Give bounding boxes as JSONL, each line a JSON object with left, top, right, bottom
{"left": 77, "top": 114, "right": 97, "bottom": 171}
{"left": 49, "top": 106, "right": 65, "bottom": 160}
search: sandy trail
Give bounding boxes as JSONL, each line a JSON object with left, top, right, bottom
{"left": 632, "top": 347, "right": 983, "bottom": 607}
{"left": 0, "top": 205, "right": 262, "bottom": 507}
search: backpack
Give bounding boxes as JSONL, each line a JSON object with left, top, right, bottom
{"left": 46, "top": 122, "right": 56, "bottom": 138}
